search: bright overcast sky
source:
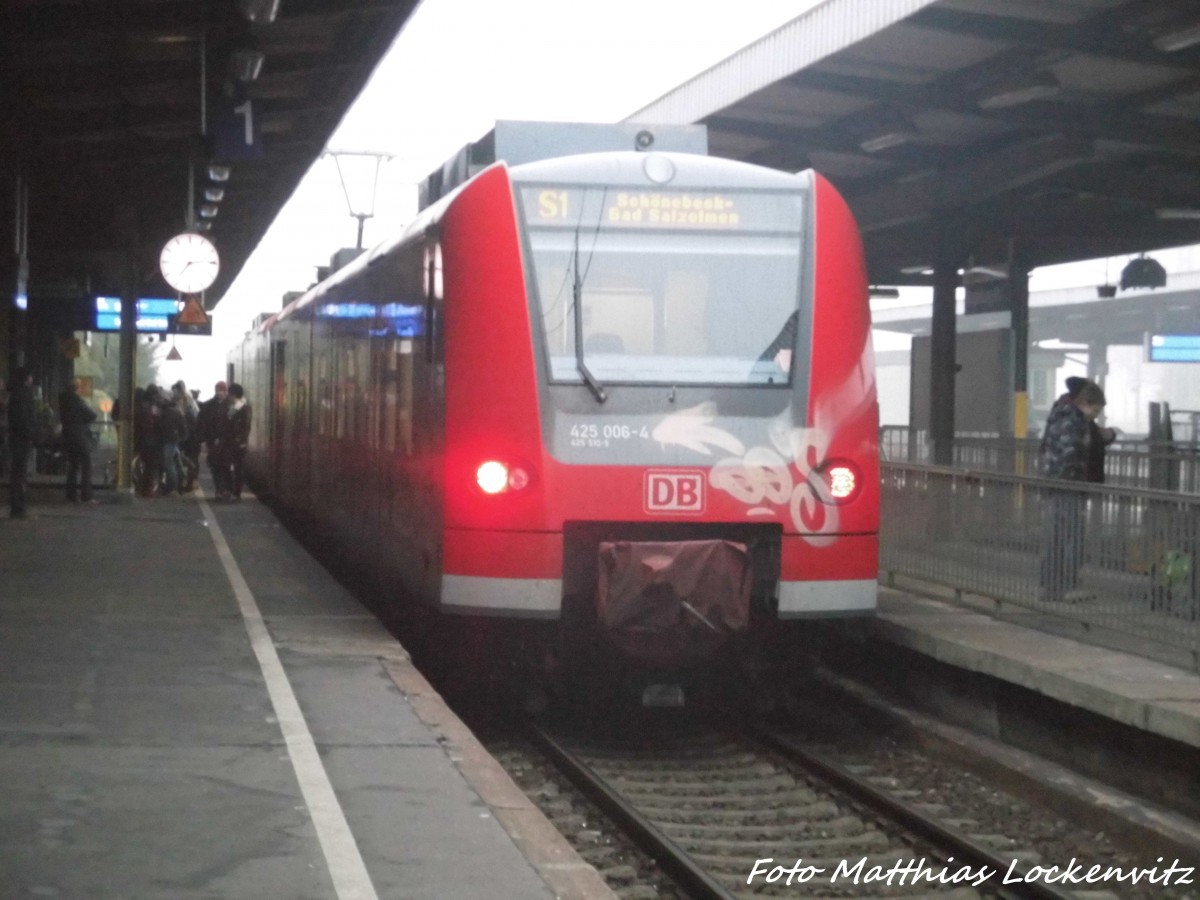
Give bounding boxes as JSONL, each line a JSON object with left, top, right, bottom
{"left": 204, "top": 0, "right": 818, "bottom": 352}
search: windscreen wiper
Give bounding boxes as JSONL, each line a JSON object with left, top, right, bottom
{"left": 573, "top": 228, "right": 607, "bottom": 403}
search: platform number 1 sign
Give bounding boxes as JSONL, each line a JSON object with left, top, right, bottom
{"left": 212, "top": 93, "right": 264, "bottom": 161}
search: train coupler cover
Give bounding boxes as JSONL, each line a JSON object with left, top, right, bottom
{"left": 597, "top": 539, "right": 751, "bottom": 667}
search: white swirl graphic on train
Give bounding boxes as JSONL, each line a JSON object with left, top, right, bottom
{"left": 709, "top": 426, "right": 838, "bottom": 546}
{"left": 653, "top": 404, "right": 839, "bottom": 545}
{"left": 651, "top": 402, "right": 746, "bottom": 456}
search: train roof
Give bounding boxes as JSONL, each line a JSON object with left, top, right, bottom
{"left": 509, "top": 151, "right": 813, "bottom": 191}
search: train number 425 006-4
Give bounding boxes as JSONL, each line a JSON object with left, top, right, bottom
{"left": 569, "top": 423, "right": 649, "bottom": 441}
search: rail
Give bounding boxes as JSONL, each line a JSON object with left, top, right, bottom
{"left": 880, "top": 426, "right": 1200, "bottom": 493}
{"left": 751, "top": 726, "right": 1078, "bottom": 900}
{"left": 880, "top": 461, "right": 1200, "bottom": 672}
{"left": 524, "top": 721, "right": 736, "bottom": 900}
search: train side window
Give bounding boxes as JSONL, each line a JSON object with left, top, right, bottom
{"left": 317, "top": 356, "right": 331, "bottom": 437}
{"left": 395, "top": 338, "right": 414, "bottom": 455}
{"left": 379, "top": 340, "right": 395, "bottom": 453}
{"left": 422, "top": 242, "right": 443, "bottom": 300}
{"left": 351, "top": 342, "right": 369, "bottom": 445}
{"left": 368, "top": 337, "right": 383, "bottom": 452}
{"left": 423, "top": 242, "right": 442, "bottom": 366}
{"left": 335, "top": 343, "right": 351, "bottom": 439}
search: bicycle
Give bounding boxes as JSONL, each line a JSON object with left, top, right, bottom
{"left": 131, "top": 448, "right": 198, "bottom": 496}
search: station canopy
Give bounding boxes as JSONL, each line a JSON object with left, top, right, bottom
{"left": 630, "top": 0, "right": 1200, "bottom": 285}
{"left": 4, "top": 0, "right": 417, "bottom": 309}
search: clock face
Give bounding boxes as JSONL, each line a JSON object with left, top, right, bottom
{"left": 160, "top": 232, "right": 220, "bottom": 293}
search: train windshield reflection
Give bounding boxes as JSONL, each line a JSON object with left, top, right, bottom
{"left": 520, "top": 189, "right": 805, "bottom": 386}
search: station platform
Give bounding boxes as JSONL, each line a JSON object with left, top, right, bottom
{"left": 0, "top": 482, "right": 616, "bottom": 900}
{"left": 871, "top": 584, "right": 1200, "bottom": 751}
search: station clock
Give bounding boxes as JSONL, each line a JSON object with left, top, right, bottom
{"left": 160, "top": 232, "right": 220, "bottom": 294}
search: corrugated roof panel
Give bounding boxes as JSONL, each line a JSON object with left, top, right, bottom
{"left": 628, "top": 0, "right": 943, "bottom": 124}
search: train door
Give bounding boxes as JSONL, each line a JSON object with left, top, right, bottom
{"left": 271, "top": 340, "right": 286, "bottom": 489}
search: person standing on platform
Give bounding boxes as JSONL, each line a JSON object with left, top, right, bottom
{"left": 58, "top": 378, "right": 97, "bottom": 504}
{"left": 196, "top": 381, "right": 231, "bottom": 499}
{"left": 7, "top": 368, "right": 35, "bottom": 519}
{"left": 1047, "top": 376, "right": 1117, "bottom": 484}
{"left": 157, "top": 390, "right": 188, "bottom": 496}
{"left": 1038, "top": 380, "right": 1106, "bottom": 603}
{"left": 226, "top": 383, "right": 252, "bottom": 501}
{"left": 172, "top": 380, "right": 200, "bottom": 491}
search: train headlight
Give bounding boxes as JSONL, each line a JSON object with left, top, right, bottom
{"left": 475, "top": 460, "right": 534, "bottom": 495}
{"left": 813, "top": 460, "right": 861, "bottom": 504}
{"left": 828, "top": 465, "right": 856, "bottom": 499}
{"left": 477, "top": 461, "right": 509, "bottom": 494}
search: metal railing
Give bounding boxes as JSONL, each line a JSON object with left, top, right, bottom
{"left": 880, "top": 462, "right": 1200, "bottom": 671}
{"left": 880, "top": 426, "right": 1200, "bottom": 493}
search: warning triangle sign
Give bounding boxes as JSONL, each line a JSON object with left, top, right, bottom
{"left": 178, "top": 296, "right": 210, "bottom": 326}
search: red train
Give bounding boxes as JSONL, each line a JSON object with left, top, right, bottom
{"left": 231, "top": 127, "right": 878, "bottom": 691}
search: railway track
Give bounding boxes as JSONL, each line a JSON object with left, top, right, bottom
{"left": 523, "top": 716, "right": 1091, "bottom": 900}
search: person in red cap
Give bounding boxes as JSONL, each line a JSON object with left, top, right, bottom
{"left": 195, "top": 380, "right": 231, "bottom": 498}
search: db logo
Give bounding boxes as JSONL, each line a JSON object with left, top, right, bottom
{"left": 645, "top": 471, "right": 705, "bottom": 514}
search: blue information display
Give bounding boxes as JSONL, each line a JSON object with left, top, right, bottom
{"left": 1148, "top": 334, "right": 1200, "bottom": 363}
{"left": 95, "top": 297, "right": 181, "bottom": 333}
{"left": 317, "top": 301, "right": 425, "bottom": 337}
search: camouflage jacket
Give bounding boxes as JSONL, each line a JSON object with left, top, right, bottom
{"left": 1040, "top": 397, "right": 1090, "bottom": 481}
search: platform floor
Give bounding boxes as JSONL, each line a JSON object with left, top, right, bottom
{"left": 0, "top": 482, "right": 614, "bottom": 900}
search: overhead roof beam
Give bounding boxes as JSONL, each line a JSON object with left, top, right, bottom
{"left": 704, "top": 113, "right": 960, "bottom": 171}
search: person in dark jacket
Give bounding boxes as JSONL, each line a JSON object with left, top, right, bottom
{"left": 7, "top": 367, "right": 36, "bottom": 518}
{"left": 226, "top": 383, "right": 252, "bottom": 501}
{"left": 157, "top": 392, "right": 188, "bottom": 496}
{"left": 173, "top": 380, "right": 200, "bottom": 490}
{"left": 196, "top": 381, "right": 231, "bottom": 499}
{"left": 58, "top": 379, "right": 97, "bottom": 504}
{"left": 1038, "top": 380, "right": 1106, "bottom": 602}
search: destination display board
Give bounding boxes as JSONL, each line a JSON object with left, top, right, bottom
{"left": 94, "top": 297, "right": 180, "bottom": 333}
{"left": 1148, "top": 333, "right": 1200, "bottom": 363}
{"left": 522, "top": 187, "right": 802, "bottom": 232}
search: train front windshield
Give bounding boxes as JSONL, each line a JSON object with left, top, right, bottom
{"left": 518, "top": 185, "right": 805, "bottom": 386}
